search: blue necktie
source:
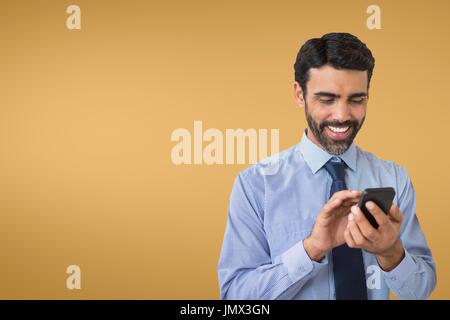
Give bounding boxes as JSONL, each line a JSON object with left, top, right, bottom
{"left": 324, "top": 158, "right": 368, "bottom": 300}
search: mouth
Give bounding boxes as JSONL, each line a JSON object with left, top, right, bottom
{"left": 325, "top": 125, "right": 352, "bottom": 141}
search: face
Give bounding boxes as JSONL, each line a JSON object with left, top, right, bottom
{"left": 294, "top": 65, "right": 368, "bottom": 155}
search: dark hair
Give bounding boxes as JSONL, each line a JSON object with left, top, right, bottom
{"left": 294, "top": 32, "right": 375, "bottom": 96}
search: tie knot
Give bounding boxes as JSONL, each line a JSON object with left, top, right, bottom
{"left": 324, "top": 158, "right": 347, "bottom": 182}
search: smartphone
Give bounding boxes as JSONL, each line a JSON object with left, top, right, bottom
{"left": 357, "top": 187, "right": 396, "bottom": 229}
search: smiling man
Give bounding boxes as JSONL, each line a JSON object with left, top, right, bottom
{"left": 217, "top": 33, "right": 436, "bottom": 300}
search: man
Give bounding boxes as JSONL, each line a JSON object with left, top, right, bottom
{"left": 217, "top": 32, "right": 436, "bottom": 299}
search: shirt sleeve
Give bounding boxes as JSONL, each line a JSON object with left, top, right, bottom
{"left": 382, "top": 166, "right": 436, "bottom": 299}
{"left": 217, "top": 172, "right": 328, "bottom": 299}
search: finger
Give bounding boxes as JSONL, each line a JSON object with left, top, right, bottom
{"left": 344, "top": 226, "right": 357, "bottom": 248}
{"left": 342, "top": 198, "right": 361, "bottom": 207}
{"left": 351, "top": 205, "right": 381, "bottom": 243}
{"left": 323, "top": 190, "right": 362, "bottom": 218}
{"left": 330, "top": 190, "right": 362, "bottom": 203}
{"left": 333, "top": 191, "right": 361, "bottom": 213}
{"left": 321, "top": 198, "right": 343, "bottom": 218}
{"left": 347, "top": 213, "right": 369, "bottom": 247}
{"left": 388, "top": 203, "right": 403, "bottom": 223}
{"left": 365, "top": 201, "right": 389, "bottom": 229}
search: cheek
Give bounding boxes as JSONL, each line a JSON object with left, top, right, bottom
{"left": 309, "top": 103, "right": 333, "bottom": 121}
{"left": 352, "top": 106, "right": 366, "bottom": 121}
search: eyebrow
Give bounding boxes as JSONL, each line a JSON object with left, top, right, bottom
{"left": 349, "top": 92, "right": 368, "bottom": 99}
{"left": 313, "top": 91, "right": 368, "bottom": 99}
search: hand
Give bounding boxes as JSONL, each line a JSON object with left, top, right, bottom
{"left": 344, "top": 201, "right": 405, "bottom": 271}
{"left": 304, "top": 190, "right": 362, "bottom": 261}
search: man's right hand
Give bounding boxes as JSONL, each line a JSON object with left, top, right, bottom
{"left": 304, "top": 190, "right": 362, "bottom": 261}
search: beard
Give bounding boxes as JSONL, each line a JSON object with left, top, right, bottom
{"left": 305, "top": 103, "right": 365, "bottom": 155}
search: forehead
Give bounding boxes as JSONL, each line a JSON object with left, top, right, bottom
{"left": 307, "top": 65, "right": 368, "bottom": 94}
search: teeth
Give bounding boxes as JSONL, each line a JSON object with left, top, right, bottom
{"left": 328, "top": 126, "right": 349, "bottom": 133}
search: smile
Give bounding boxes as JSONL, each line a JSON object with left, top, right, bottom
{"left": 327, "top": 126, "right": 350, "bottom": 133}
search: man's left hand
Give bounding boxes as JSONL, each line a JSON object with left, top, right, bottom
{"left": 344, "top": 201, "right": 405, "bottom": 271}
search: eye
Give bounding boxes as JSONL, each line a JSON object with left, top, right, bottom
{"left": 349, "top": 98, "right": 366, "bottom": 104}
{"left": 320, "top": 99, "right": 334, "bottom": 105}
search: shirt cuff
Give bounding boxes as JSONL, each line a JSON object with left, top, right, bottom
{"left": 281, "top": 239, "right": 328, "bottom": 282}
{"left": 382, "top": 249, "right": 416, "bottom": 290}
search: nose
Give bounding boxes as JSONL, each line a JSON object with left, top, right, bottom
{"left": 332, "top": 101, "right": 352, "bottom": 122}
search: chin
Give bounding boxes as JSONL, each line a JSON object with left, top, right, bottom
{"left": 321, "top": 137, "right": 353, "bottom": 155}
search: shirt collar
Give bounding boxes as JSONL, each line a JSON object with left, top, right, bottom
{"left": 298, "top": 128, "right": 357, "bottom": 174}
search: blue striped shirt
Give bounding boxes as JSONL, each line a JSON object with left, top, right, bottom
{"left": 218, "top": 130, "right": 436, "bottom": 299}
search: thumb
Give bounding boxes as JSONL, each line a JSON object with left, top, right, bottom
{"left": 389, "top": 203, "right": 403, "bottom": 222}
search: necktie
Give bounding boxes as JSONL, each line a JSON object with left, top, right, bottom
{"left": 324, "top": 158, "right": 368, "bottom": 300}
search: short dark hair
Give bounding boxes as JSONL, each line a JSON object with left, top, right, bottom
{"left": 294, "top": 32, "right": 375, "bottom": 96}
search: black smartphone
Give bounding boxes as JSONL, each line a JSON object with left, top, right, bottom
{"left": 357, "top": 187, "right": 396, "bottom": 229}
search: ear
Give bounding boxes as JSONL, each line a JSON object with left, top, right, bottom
{"left": 294, "top": 82, "right": 305, "bottom": 107}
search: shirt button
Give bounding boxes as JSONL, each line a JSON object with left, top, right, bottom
{"left": 391, "top": 276, "right": 396, "bottom": 281}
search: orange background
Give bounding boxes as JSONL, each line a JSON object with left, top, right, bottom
{"left": 0, "top": 0, "right": 449, "bottom": 299}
